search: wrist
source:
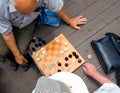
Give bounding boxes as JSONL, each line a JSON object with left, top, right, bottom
{"left": 57, "top": 9, "right": 71, "bottom": 25}
{"left": 89, "top": 71, "right": 100, "bottom": 78}
{"left": 66, "top": 18, "right": 72, "bottom": 25}
{"left": 14, "top": 52, "right": 21, "bottom": 58}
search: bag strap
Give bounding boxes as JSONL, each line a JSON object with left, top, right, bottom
{"left": 105, "top": 32, "right": 120, "bottom": 41}
{"left": 105, "top": 33, "right": 120, "bottom": 54}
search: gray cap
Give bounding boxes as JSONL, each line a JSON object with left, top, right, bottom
{"left": 34, "top": 76, "right": 71, "bottom": 93}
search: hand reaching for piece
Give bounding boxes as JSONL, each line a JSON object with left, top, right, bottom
{"left": 69, "top": 15, "right": 87, "bottom": 30}
{"left": 83, "top": 62, "right": 114, "bottom": 84}
{"left": 15, "top": 55, "right": 28, "bottom": 65}
{"left": 82, "top": 62, "right": 98, "bottom": 77}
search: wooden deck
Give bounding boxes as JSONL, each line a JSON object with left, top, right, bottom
{"left": 0, "top": 0, "right": 120, "bottom": 92}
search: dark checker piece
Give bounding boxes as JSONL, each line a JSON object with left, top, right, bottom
{"left": 31, "top": 39, "right": 36, "bottom": 43}
{"left": 35, "top": 44, "right": 39, "bottom": 48}
{"left": 72, "top": 51, "right": 76, "bottom": 56}
{"left": 41, "top": 40, "right": 46, "bottom": 45}
{"left": 57, "top": 69, "right": 61, "bottom": 72}
{"left": 75, "top": 55, "right": 79, "bottom": 59}
{"left": 38, "top": 42, "right": 42, "bottom": 47}
{"left": 65, "top": 63, "right": 69, "bottom": 67}
{"left": 32, "top": 47, "right": 36, "bottom": 51}
{"left": 68, "top": 54, "right": 72, "bottom": 58}
{"left": 57, "top": 62, "right": 62, "bottom": 66}
{"left": 65, "top": 57, "right": 69, "bottom": 61}
{"left": 38, "top": 37, "right": 42, "bottom": 41}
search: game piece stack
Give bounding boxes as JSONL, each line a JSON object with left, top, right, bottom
{"left": 31, "top": 34, "right": 85, "bottom": 76}
{"left": 28, "top": 36, "right": 46, "bottom": 55}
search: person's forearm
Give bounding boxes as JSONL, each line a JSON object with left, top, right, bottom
{"left": 57, "top": 8, "right": 71, "bottom": 25}
{"left": 2, "top": 32, "right": 21, "bottom": 57}
{"left": 91, "top": 72, "right": 113, "bottom": 85}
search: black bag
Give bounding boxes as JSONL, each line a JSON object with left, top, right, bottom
{"left": 91, "top": 32, "right": 120, "bottom": 74}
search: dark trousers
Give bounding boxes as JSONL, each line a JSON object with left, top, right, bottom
{"left": 0, "top": 21, "right": 36, "bottom": 63}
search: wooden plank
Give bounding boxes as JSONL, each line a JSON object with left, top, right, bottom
{"left": 74, "top": 18, "right": 120, "bottom": 92}
{"left": 77, "top": 16, "right": 120, "bottom": 58}
{"left": 34, "top": 0, "right": 79, "bottom": 38}
{"left": 64, "top": 0, "right": 97, "bottom": 17}
{"left": 73, "top": 54, "right": 115, "bottom": 78}
{"left": 36, "top": 0, "right": 97, "bottom": 41}
{"left": 73, "top": 54, "right": 101, "bottom": 79}
{"left": 0, "top": 61, "right": 23, "bottom": 89}
{"left": 39, "top": 0, "right": 118, "bottom": 45}
{"left": 68, "top": 0, "right": 119, "bottom": 48}
{"left": 33, "top": 2, "right": 119, "bottom": 92}
{"left": 3, "top": 68, "right": 39, "bottom": 93}
{"left": 13, "top": 74, "right": 40, "bottom": 93}
{"left": 63, "top": 0, "right": 77, "bottom": 9}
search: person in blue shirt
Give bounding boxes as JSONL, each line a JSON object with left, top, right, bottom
{"left": 0, "top": 0, "right": 87, "bottom": 71}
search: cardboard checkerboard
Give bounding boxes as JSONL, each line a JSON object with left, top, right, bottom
{"left": 32, "top": 33, "right": 85, "bottom": 76}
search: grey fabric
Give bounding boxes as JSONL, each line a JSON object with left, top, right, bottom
{"left": 0, "top": 0, "right": 63, "bottom": 58}
{"left": 34, "top": 76, "right": 70, "bottom": 93}
{"left": 44, "top": 0, "right": 64, "bottom": 13}
{"left": 0, "top": 0, "right": 41, "bottom": 34}
{"left": 0, "top": 0, "right": 63, "bottom": 34}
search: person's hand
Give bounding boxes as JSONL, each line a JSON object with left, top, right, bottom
{"left": 83, "top": 63, "right": 98, "bottom": 77}
{"left": 83, "top": 63, "right": 114, "bottom": 84}
{"left": 69, "top": 15, "right": 87, "bottom": 30}
{"left": 15, "top": 55, "right": 28, "bottom": 65}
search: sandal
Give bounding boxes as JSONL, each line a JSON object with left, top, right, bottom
{"left": 22, "top": 63, "right": 30, "bottom": 72}
{"left": 10, "top": 62, "right": 19, "bottom": 71}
